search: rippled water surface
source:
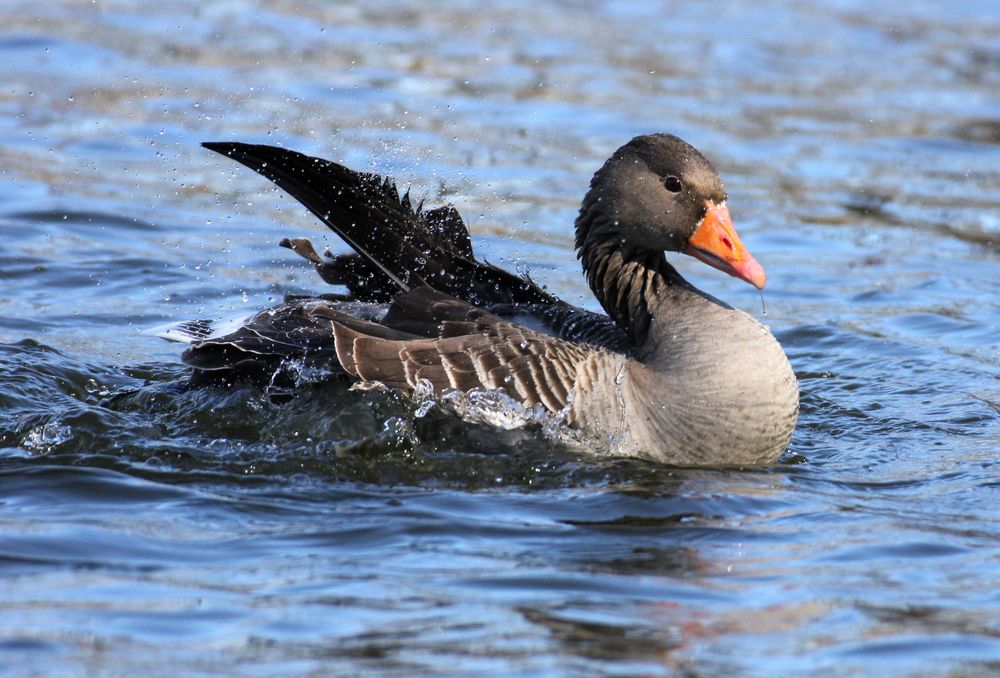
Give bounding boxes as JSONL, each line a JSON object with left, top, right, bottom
{"left": 2, "top": 1, "right": 999, "bottom": 675}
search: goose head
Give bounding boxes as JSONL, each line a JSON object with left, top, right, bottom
{"left": 578, "top": 133, "right": 766, "bottom": 289}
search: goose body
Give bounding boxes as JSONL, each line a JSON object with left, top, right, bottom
{"left": 185, "top": 134, "right": 798, "bottom": 466}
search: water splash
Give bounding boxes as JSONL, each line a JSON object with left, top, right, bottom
{"left": 22, "top": 422, "right": 72, "bottom": 455}
{"left": 404, "top": 381, "right": 609, "bottom": 453}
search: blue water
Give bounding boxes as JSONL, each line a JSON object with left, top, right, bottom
{"left": 1, "top": 1, "right": 999, "bottom": 675}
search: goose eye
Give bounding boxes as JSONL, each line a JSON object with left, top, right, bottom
{"left": 663, "top": 175, "right": 682, "bottom": 193}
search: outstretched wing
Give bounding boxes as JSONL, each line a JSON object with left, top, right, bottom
{"left": 203, "top": 142, "right": 632, "bottom": 353}
{"left": 204, "top": 142, "right": 547, "bottom": 304}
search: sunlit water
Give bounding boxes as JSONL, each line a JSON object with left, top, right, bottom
{"left": 1, "top": 1, "right": 999, "bottom": 675}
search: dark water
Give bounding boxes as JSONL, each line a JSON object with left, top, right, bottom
{"left": 2, "top": 1, "right": 999, "bottom": 675}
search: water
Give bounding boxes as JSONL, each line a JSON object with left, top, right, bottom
{"left": 2, "top": 1, "right": 999, "bottom": 675}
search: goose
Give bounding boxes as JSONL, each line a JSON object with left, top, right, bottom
{"left": 182, "top": 134, "right": 798, "bottom": 466}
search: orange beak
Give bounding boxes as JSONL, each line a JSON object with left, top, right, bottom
{"left": 683, "top": 200, "right": 766, "bottom": 289}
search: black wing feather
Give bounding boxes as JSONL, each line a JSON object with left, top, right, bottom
{"left": 193, "top": 143, "right": 630, "bottom": 368}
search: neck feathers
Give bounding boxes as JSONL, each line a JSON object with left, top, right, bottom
{"left": 575, "top": 197, "right": 673, "bottom": 348}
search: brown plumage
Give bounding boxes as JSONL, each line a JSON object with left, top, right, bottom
{"left": 182, "top": 135, "right": 799, "bottom": 465}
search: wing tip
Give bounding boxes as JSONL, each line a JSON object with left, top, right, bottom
{"left": 202, "top": 141, "right": 249, "bottom": 156}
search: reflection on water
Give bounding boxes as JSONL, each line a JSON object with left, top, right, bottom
{"left": 1, "top": 0, "right": 999, "bottom": 675}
